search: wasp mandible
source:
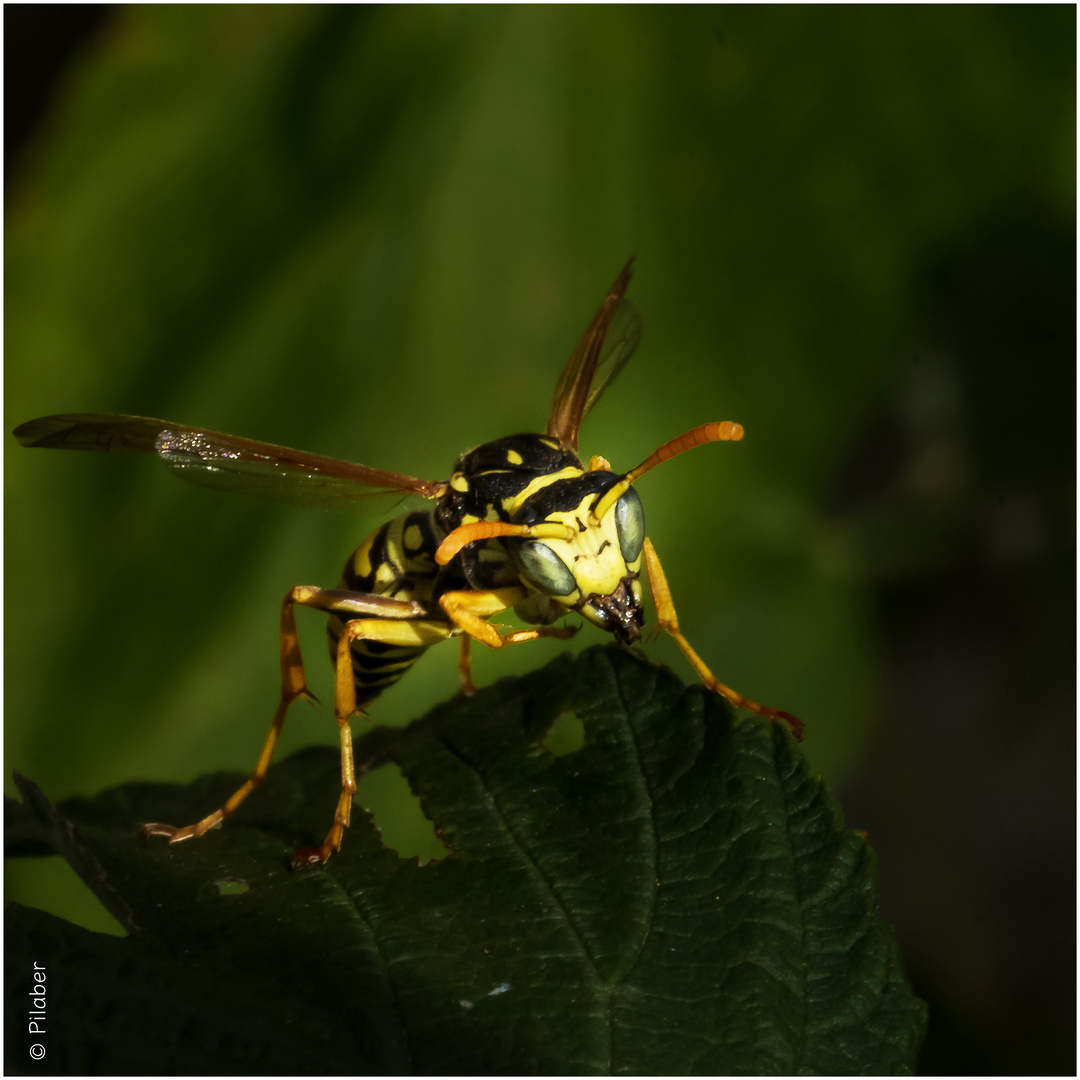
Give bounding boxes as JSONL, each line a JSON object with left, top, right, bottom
{"left": 14, "top": 261, "right": 801, "bottom": 866}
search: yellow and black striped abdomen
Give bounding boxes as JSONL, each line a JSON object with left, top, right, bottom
{"left": 327, "top": 509, "right": 444, "bottom": 707}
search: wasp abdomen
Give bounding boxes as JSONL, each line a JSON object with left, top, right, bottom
{"left": 329, "top": 509, "right": 444, "bottom": 705}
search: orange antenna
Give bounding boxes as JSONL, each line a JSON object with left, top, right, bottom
{"left": 435, "top": 520, "right": 576, "bottom": 565}
{"left": 591, "top": 421, "right": 744, "bottom": 524}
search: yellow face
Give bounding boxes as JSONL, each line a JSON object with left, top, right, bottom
{"left": 511, "top": 486, "right": 646, "bottom": 643}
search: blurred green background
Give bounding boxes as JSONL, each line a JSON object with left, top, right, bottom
{"left": 5, "top": 6, "right": 1074, "bottom": 1074}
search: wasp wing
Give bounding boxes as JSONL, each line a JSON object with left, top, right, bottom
{"left": 13, "top": 414, "right": 447, "bottom": 508}
{"left": 545, "top": 259, "right": 642, "bottom": 452}
{"left": 579, "top": 297, "right": 642, "bottom": 422}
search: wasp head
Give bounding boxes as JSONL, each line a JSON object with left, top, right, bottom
{"left": 510, "top": 471, "right": 646, "bottom": 645}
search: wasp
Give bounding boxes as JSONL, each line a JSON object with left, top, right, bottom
{"left": 14, "top": 261, "right": 801, "bottom": 866}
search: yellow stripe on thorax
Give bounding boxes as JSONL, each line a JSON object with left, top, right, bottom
{"left": 498, "top": 466, "right": 584, "bottom": 516}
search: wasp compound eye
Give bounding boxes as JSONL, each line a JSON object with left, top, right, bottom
{"left": 517, "top": 539, "right": 577, "bottom": 596}
{"left": 614, "top": 486, "right": 645, "bottom": 563}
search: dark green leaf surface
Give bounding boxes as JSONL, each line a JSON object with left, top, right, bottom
{"left": 6, "top": 647, "right": 924, "bottom": 1074}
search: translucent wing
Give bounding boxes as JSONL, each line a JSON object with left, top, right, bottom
{"left": 546, "top": 259, "right": 642, "bottom": 451}
{"left": 580, "top": 297, "right": 642, "bottom": 422}
{"left": 13, "top": 414, "right": 447, "bottom": 509}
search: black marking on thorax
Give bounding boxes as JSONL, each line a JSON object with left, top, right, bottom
{"left": 514, "top": 470, "right": 624, "bottom": 525}
{"left": 436, "top": 434, "right": 583, "bottom": 529}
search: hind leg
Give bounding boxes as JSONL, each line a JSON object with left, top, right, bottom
{"left": 141, "top": 587, "right": 430, "bottom": 848}
{"left": 292, "top": 614, "right": 454, "bottom": 866}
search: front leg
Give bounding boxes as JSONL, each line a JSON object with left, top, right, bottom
{"left": 438, "top": 586, "right": 530, "bottom": 648}
{"left": 454, "top": 621, "right": 579, "bottom": 697}
{"left": 441, "top": 587, "right": 577, "bottom": 696}
{"left": 642, "top": 538, "right": 804, "bottom": 740}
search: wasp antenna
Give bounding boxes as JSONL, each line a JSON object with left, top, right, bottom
{"left": 590, "top": 421, "right": 744, "bottom": 524}
{"left": 628, "top": 421, "right": 743, "bottom": 483}
{"left": 435, "top": 520, "right": 576, "bottom": 565}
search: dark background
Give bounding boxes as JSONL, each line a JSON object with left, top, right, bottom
{"left": 5, "top": 7, "right": 1074, "bottom": 1074}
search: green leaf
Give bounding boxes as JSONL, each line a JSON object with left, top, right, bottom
{"left": 6, "top": 646, "right": 924, "bottom": 1074}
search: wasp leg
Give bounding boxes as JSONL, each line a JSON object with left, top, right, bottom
{"left": 439, "top": 586, "right": 529, "bottom": 648}
{"left": 440, "top": 587, "right": 577, "bottom": 649}
{"left": 295, "top": 614, "right": 454, "bottom": 866}
{"left": 141, "top": 587, "right": 431, "bottom": 851}
{"left": 457, "top": 635, "right": 476, "bottom": 697}
{"left": 501, "top": 626, "right": 579, "bottom": 645}
{"left": 455, "top": 621, "right": 579, "bottom": 697}
{"left": 642, "top": 538, "right": 804, "bottom": 740}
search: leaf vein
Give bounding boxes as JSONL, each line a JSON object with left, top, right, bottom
{"left": 437, "top": 736, "right": 603, "bottom": 976}
{"left": 600, "top": 650, "right": 662, "bottom": 1073}
{"left": 332, "top": 872, "right": 416, "bottom": 1073}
